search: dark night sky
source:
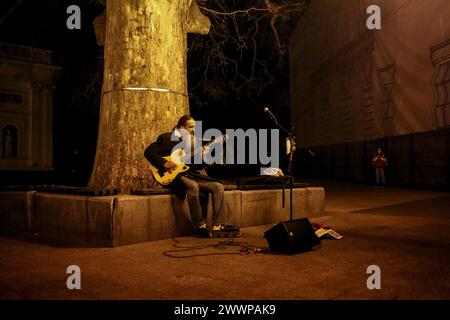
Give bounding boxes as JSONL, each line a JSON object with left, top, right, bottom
{"left": 0, "top": 0, "right": 293, "bottom": 184}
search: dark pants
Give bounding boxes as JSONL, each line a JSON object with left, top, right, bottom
{"left": 180, "top": 175, "right": 225, "bottom": 227}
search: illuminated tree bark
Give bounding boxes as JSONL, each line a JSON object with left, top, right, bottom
{"left": 89, "top": 0, "right": 210, "bottom": 192}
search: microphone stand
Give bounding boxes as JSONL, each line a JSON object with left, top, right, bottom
{"left": 265, "top": 111, "right": 296, "bottom": 221}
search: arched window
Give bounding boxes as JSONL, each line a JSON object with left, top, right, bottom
{"left": 2, "top": 125, "right": 18, "bottom": 159}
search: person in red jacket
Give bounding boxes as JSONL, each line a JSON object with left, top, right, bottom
{"left": 372, "top": 147, "right": 388, "bottom": 186}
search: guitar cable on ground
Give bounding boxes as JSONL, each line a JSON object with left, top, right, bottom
{"left": 162, "top": 238, "right": 262, "bottom": 258}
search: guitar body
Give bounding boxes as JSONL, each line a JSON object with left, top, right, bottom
{"left": 149, "top": 134, "right": 228, "bottom": 186}
{"left": 149, "top": 149, "right": 190, "bottom": 186}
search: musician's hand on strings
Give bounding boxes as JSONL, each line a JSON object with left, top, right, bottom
{"left": 164, "top": 160, "right": 177, "bottom": 172}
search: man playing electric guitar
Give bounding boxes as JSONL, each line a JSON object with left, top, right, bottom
{"left": 144, "top": 115, "right": 238, "bottom": 237}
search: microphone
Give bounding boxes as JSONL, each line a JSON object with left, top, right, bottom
{"left": 263, "top": 106, "right": 276, "bottom": 119}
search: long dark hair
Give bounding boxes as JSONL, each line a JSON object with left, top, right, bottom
{"left": 174, "top": 115, "right": 193, "bottom": 129}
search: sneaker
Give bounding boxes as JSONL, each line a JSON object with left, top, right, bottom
{"left": 195, "top": 224, "right": 211, "bottom": 238}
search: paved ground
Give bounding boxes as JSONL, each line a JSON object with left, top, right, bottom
{"left": 1, "top": 181, "right": 449, "bottom": 300}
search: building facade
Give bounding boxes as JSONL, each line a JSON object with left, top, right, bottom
{"left": 290, "top": 0, "right": 450, "bottom": 187}
{"left": 0, "top": 42, "right": 59, "bottom": 171}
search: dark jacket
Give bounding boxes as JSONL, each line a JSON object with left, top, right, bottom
{"left": 144, "top": 132, "right": 180, "bottom": 170}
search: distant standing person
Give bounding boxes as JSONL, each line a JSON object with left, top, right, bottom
{"left": 372, "top": 147, "right": 388, "bottom": 186}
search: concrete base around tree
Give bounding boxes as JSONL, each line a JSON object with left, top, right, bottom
{"left": 0, "top": 187, "right": 325, "bottom": 247}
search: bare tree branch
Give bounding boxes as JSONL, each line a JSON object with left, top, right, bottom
{"left": 198, "top": 6, "right": 271, "bottom": 16}
{"left": 188, "top": 0, "right": 309, "bottom": 103}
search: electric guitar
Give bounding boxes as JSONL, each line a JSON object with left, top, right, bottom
{"left": 149, "top": 134, "right": 227, "bottom": 186}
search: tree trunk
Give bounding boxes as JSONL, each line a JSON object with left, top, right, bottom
{"left": 89, "top": 0, "right": 210, "bottom": 192}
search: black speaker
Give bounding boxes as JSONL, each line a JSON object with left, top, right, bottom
{"left": 264, "top": 218, "right": 320, "bottom": 253}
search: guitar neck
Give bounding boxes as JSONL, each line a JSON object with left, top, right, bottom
{"left": 184, "top": 135, "right": 226, "bottom": 159}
